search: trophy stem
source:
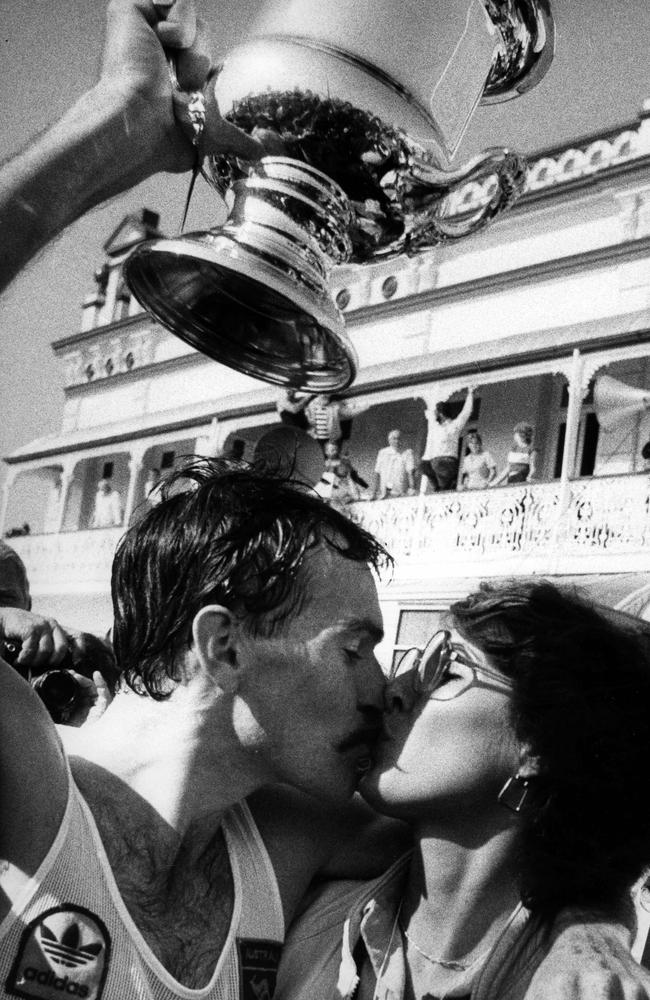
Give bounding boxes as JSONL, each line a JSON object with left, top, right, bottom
{"left": 124, "top": 157, "right": 358, "bottom": 391}
{"left": 225, "top": 157, "right": 354, "bottom": 301}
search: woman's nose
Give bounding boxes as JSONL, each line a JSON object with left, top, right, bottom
{"left": 384, "top": 649, "right": 420, "bottom": 714}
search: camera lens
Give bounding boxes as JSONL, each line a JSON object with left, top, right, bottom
{"left": 32, "top": 670, "right": 80, "bottom": 723}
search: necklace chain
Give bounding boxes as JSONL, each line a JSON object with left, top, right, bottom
{"left": 399, "top": 921, "right": 491, "bottom": 972}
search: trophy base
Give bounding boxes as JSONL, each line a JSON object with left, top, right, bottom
{"left": 124, "top": 232, "right": 357, "bottom": 392}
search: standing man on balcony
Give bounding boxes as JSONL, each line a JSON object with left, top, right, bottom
{"left": 420, "top": 386, "right": 475, "bottom": 493}
{"left": 91, "top": 477, "right": 124, "bottom": 527}
{"left": 370, "top": 428, "right": 416, "bottom": 499}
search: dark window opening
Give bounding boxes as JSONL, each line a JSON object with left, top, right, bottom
{"left": 579, "top": 412, "right": 599, "bottom": 476}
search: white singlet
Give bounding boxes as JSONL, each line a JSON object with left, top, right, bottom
{"left": 0, "top": 771, "right": 284, "bottom": 1000}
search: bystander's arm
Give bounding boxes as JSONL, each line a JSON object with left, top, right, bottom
{"left": 0, "top": 648, "right": 69, "bottom": 924}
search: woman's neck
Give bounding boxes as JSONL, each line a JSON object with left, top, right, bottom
{"left": 400, "top": 815, "right": 521, "bottom": 964}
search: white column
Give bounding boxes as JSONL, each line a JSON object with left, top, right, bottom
{"left": 123, "top": 446, "right": 147, "bottom": 525}
{"left": 559, "top": 350, "right": 586, "bottom": 486}
{"left": 56, "top": 460, "right": 77, "bottom": 533}
{"left": 553, "top": 350, "right": 586, "bottom": 554}
{"left": 0, "top": 468, "right": 17, "bottom": 536}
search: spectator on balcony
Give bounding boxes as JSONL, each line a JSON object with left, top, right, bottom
{"left": 371, "top": 429, "right": 416, "bottom": 499}
{"left": 279, "top": 391, "right": 370, "bottom": 452}
{"left": 314, "top": 456, "right": 362, "bottom": 511}
{"left": 420, "top": 387, "right": 475, "bottom": 493}
{"left": 91, "top": 477, "right": 123, "bottom": 527}
{"left": 493, "top": 422, "right": 538, "bottom": 486}
{"left": 459, "top": 430, "right": 497, "bottom": 490}
{"left": 5, "top": 522, "right": 31, "bottom": 538}
{"left": 276, "top": 388, "right": 310, "bottom": 431}
{"left": 323, "top": 440, "right": 368, "bottom": 490}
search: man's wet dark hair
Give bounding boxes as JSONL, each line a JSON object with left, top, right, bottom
{"left": 450, "top": 579, "right": 650, "bottom": 923}
{"left": 111, "top": 458, "right": 390, "bottom": 699}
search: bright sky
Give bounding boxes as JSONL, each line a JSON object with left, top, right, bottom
{"left": 1, "top": 0, "right": 649, "bottom": 490}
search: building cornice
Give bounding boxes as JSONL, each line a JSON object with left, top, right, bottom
{"left": 51, "top": 312, "right": 146, "bottom": 353}
{"left": 8, "top": 312, "right": 650, "bottom": 466}
{"left": 345, "top": 234, "right": 650, "bottom": 326}
{"left": 52, "top": 232, "right": 650, "bottom": 394}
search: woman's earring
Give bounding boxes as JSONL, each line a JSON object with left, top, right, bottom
{"left": 498, "top": 773, "right": 533, "bottom": 814}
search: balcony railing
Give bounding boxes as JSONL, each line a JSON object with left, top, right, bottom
{"left": 8, "top": 527, "right": 125, "bottom": 594}
{"left": 7, "top": 476, "right": 650, "bottom": 600}
{"left": 349, "top": 474, "right": 650, "bottom": 577}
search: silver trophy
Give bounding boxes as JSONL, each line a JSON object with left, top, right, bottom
{"left": 125, "top": 0, "right": 554, "bottom": 390}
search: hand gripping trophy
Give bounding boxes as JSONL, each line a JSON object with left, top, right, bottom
{"left": 125, "top": 0, "right": 554, "bottom": 390}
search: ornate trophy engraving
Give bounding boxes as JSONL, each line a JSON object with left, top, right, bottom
{"left": 125, "top": 0, "right": 554, "bottom": 390}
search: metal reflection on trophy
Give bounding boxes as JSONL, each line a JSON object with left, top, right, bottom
{"left": 125, "top": 0, "right": 555, "bottom": 391}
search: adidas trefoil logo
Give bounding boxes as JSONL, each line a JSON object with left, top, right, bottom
{"left": 39, "top": 921, "right": 103, "bottom": 969}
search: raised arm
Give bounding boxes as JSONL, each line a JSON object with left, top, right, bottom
{"left": 453, "top": 386, "right": 475, "bottom": 430}
{"left": 0, "top": 0, "right": 260, "bottom": 295}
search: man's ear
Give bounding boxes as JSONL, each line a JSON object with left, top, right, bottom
{"left": 192, "top": 605, "right": 240, "bottom": 689}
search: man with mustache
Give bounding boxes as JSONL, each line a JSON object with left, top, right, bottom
{"left": 0, "top": 459, "right": 397, "bottom": 997}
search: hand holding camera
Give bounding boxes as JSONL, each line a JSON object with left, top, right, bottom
{"left": 0, "top": 607, "right": 117, "bottom": 725}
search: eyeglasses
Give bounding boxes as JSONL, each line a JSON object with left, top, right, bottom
{"left": 389, "top": 629, "right": 514, "bottom": 701}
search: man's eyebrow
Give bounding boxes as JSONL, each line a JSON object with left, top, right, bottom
{"left": 340, "top": 618, "right": 384, "bottom": 642}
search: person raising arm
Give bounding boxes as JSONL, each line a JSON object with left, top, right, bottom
{"left": 0, "top": 0, "right": 260, "bottom": 295}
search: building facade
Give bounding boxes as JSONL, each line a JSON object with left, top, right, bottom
{"left": 4, "top": 103, "right": 650, "bottom": 666}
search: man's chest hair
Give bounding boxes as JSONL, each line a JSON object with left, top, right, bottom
{"left": 114, "top": 830, "right": 235, "bottom": 987}
{"left": 75, "top": 767, "right": 236, "bottom": 987}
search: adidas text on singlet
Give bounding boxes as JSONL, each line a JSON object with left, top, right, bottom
{"left": 0, "top": 768, "right": 284, "bottom": 1000}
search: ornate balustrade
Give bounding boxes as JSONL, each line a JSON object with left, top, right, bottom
{"left": 9, "top": 527, "right": 124, "bottom": 595}
{"left": 7, "top": 476, "right": 650, "bottom": 600}
{"left": 350, "top": 474, "right": 650, "bottom": 575}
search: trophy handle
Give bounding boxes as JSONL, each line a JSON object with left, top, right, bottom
{"left": 483, "top": 0, "right": 555, "bottom": 102}
{"left": 403, "top": 147, "right": 527, "bottom": 248}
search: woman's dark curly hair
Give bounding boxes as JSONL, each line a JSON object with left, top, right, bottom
{"left": 450, "top": 578, "right": 650, "bottom": 922}
{"left": 111, "top": 457, "right": 390, "bottom": 699}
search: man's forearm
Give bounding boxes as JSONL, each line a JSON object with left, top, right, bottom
{"left": 0, "top": 84, "right": 150, "bottom": 294}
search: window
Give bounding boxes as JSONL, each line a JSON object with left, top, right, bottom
{"left": 391, "top": 607, "right": 447, "bottom": 675}
{"left": 102, "top": 461, "right": 114, "bottom": 479}
{"left": 161, "top": 451, "right": 175, "bottom": 470}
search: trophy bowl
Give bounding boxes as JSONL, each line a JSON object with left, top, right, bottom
{"left": 125, "top": 0, "right": 554, "bottom": 391}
